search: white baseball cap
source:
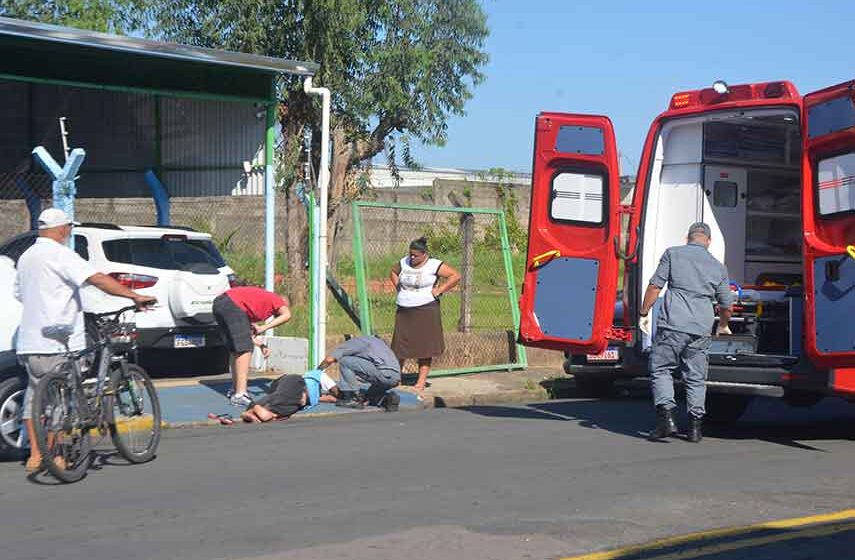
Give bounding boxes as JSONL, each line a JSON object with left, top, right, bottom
{"left": 37, "top": 208, "right": 79, "bottom": 230}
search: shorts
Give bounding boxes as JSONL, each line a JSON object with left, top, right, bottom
{"left": 213, "top": 294, "right": 253, "bottom": 355}
{"left": 254, "top": 374, "right": 306, "bottom": 418}
{"left": 19, "top": 354, "right": 66, "bottom": 420}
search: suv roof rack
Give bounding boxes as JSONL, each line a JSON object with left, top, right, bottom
{"left": 78, "top": 222, "right": 123, "bottom": 230}
{"left": 130, "top": 224, "right": 198, "bottom": 232}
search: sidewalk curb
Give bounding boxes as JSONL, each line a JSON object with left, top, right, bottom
{"left": 160, "top": 386, "right": 551, "bottom": 430}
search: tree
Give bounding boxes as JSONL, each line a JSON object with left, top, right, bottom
{"left": 146, "top": 0, "right": 489, "bottom": 304}
{"left": 0, "top": 0, "right": 142, "bottom": 32}
{"left": 2, "top": 0, "right": 489, "bottom": 307}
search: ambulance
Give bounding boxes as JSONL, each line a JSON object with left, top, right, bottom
{"left": 519, "top": 79, "right": 855, "bottom": 421}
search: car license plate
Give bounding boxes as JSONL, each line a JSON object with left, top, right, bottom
{"left": 174, "top": 334, "right": 205, "bottom": 348}
{"left": 586, "top": 347, "right": 619, "bottom": 362}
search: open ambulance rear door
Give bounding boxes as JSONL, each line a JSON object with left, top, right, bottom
{"left": 801, "top": 80, "right": 855, "bottom": 388}
{"left": 519, "top": 113, "right": 622, "bottom": 355}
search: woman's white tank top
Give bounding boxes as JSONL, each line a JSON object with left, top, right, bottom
{"left": 396, "top": 257, "right": 443, "bottom": 308}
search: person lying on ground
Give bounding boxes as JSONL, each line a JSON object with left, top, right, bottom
{"left": 317, "top": 336, "right": 401, "bottom": 411}
{"left": 209, "top": 369, "right": 338, "bottom": 425}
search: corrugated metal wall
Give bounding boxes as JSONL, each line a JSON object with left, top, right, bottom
{"left": 0, "top": 79, "right": 266, "bottom": 199}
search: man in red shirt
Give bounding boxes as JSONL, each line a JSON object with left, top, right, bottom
{"left": 213, "top": 285, "right": 291, "bottom": 406}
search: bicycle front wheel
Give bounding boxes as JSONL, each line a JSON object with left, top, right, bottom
{"left": 108, "top": 364, "right": 161, "bottom": 464}
{"left": 32, "top": 371, "right": 92, "bottom": 483}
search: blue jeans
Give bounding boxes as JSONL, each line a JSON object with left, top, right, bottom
{"left": 337, "top": 356, "right": 400, "bottom": 396}
{"left": 649, "top": 329, "right": 711, "bottom": 418}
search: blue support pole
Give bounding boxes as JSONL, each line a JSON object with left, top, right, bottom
{"left": 31, "top": 146, "right": 86, "bottom": 249}
{"left": 144, "top": 169, "right": 171, "bottom": 226}
{"left": 14, "top": 177, "right": 41, "bottom": 231}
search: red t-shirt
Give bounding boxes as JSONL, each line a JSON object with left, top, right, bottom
{"left": 226, "top": 287, "right": 287, "bottom": 323}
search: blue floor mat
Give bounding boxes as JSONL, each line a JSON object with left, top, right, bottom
{"left": 157, "top": 381, "right": 421, "bottom": 425}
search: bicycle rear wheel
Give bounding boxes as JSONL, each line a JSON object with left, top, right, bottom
{"left": 108, "top": 364, "right": 161, "bottom": 464}
{"left": 32, "top": 371, "right": 92, "bottom": 483}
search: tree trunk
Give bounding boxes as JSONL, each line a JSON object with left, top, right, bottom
{"left": 284, "top": 183, "right": 309, "bottom": 307}
{"left": 458, "top": 212, "right": 474, "bottom": 333}
{"left": 326, "top": 126, "right": 354, "bottom": 259}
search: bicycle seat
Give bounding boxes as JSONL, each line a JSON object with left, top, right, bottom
{"left": 42, "top": 324, "right": 75, "bottom": 345}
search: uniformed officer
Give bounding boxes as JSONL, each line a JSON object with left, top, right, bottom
{"left": 639, "top": 222, "right": 734, "bottom": 442}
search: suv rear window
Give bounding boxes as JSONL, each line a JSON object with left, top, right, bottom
{"left": 103, "top": 238, "right": 226, "bottom": 270}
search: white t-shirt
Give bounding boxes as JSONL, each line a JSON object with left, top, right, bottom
{"left": 15, "top": 237, "right": 98, "bottom": 354}
{"left": 396, "top": 257, "right": 443, "bottom": 308}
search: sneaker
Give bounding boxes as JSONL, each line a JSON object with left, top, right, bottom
{"left": 382, "top": 391, "right": 400, "bottom": 412}
{"left": 229, "top": 393, "right": 253, "bottom": 407}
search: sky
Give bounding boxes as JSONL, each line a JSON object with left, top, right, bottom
{"left": 410, "top": 0, "right": 855, "bottom": 175}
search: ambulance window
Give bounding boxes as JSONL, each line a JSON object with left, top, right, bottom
{"left": 713, "top": 181, "right": 738, "bottom": 207}
{"left": 555, "top": 126, "right": 604, "bottom": 155}
{"left": 808, "top": 95, "right": 855, "bottom": 139}
{"left": 816, "top": 152, "right": 855, "bottom": 216}
{"left": 550, "top": 170, "right": 605, "bottom": 224}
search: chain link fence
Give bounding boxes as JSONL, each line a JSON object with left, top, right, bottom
{"left": 339, "top": 201, "right": 526, "bottom": 376}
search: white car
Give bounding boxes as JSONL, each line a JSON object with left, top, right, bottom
{"left": 0, "top": 224, "right": 235, "bottom": 459}
{"left": 0, "top": 255, "right": 25, "bottom": 459}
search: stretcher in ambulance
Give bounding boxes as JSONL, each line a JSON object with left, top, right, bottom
{"left": 518, "top": 79, "right": 855, "bottom": 421}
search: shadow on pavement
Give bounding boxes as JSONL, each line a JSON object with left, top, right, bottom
{"left": 460, "top": 399, "right": 651, "bottom": 441}
{"left": 460, "top": 380, "right": 855, "bottom": 449}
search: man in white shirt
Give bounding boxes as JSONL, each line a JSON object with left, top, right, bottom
{"left": 16, "top": 208, "right": 156, "bottom": 473}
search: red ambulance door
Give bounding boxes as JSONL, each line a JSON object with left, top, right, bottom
{"left": 519, "top": 113, "right": 621, "bottom": 354}
{"left": 801, "top": 80, "right": 855, "bottom": 379}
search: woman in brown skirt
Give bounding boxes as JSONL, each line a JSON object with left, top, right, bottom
{"left": 390, "top": 237, "right": 460, "bottom": 396}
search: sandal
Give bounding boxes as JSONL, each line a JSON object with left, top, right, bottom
{"left": 208, "top": 412, "right": 235, "bottom": 425}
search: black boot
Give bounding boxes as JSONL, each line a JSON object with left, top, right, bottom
{"left": 687, "top": 415, "right": 703, "bottom": 443}
{"left": 650, "top": 405, "right": 678, "bottom": 439}
{"left": 335, "top": 391, "right": 365, "bottom": 409}
{"left": 381, "top": 391, "right": 400, "bottom": 412}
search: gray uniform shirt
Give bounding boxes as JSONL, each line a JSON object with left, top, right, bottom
{"left": 330, "top": 336, "right": 401, "bottom": 374}
{"left": 649, "top": 242, "right": 734, "bottom": 337}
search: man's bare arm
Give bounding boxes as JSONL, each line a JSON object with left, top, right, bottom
{"left": 640, "top": 284, "right": 662, "bottom": 316}
{"left": 86, "top": 273, "right": 156, "bottom": 308}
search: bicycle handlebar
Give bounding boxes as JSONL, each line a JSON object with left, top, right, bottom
{"left": 91, "top": 301, "right": 156, "bottom": 320}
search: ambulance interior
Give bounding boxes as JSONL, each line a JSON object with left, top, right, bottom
{"left": 640, "top": 107, "right": 804, "bottom": 358}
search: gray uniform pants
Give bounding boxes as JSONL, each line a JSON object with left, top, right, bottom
{"left": 649, "top": 328, "right": 711, "bottom": 418}
{"left": 337, "top": 356, "right": 400, "bottom": 397}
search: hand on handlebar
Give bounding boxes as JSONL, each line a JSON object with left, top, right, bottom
{"left": 132, "top": 295, "right": 158, "bottom": 310}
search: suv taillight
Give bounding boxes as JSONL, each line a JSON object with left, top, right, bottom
{"left": 227, "top": 273, "right": 237, "bottom": 288}
{"left": 109, "top": 272, "right": 159, "bottom": 289}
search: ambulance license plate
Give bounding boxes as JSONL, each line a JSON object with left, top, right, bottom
{"left": 174, "top": 334, "right": 205, "bottom": 348}
{"left": 586, "top": 347, "right": 619, "bottom": 363}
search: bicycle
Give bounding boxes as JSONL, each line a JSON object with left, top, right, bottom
{"left": 31, "top": 304, "right": 161, "bottom": 483}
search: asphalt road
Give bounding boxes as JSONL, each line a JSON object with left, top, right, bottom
{"left": 1, "top": 393, "right": 854, "bottom": 560}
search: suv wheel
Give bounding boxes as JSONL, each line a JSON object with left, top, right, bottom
{"left": 0, "top": 374, "right": 27, "bottom": 460}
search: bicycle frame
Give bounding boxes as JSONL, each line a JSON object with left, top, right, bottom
{"left": 60, "top": 307, "right": 138, "bottom": 428}
{"left": 60, "top": 339, "right": 111, "bottom": 428}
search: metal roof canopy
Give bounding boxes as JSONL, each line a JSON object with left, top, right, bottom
{"left": 0, "top": 16, "right": 318, "bottom": 102}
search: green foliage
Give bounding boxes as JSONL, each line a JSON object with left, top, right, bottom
{"left": 0, "top": 0, "right": 144, "bottom": 32}
{"left": 479, "top": 167, "right": 528, "bottom": 252}
{"left": 422, "top": 216, "right": 462, "bottom": 255}
{"left": 145, "top": 0, "right": 489, "bottom": 183}
{"left": 186, "top": 216, "right": 241, "bottom": 253}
